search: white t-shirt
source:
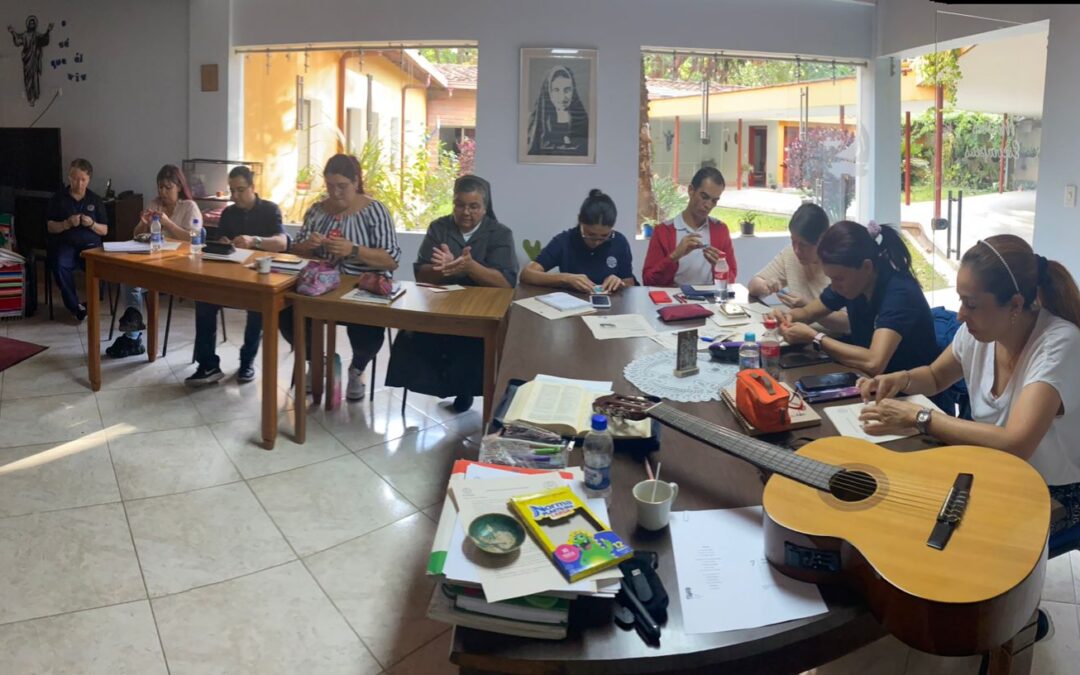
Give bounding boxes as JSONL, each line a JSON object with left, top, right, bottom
{"left": 756, "top": 245, "right": 848, "bottom": 335}
{"left": 673, "top": 213, "right": 714, "bottom": 285}
{"left": 951, "top": 309, "right": 1080, "bottom": 485}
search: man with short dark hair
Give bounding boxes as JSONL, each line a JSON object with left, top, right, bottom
{"left": 642, "top": 166, "right": 737, "bottom": 287}
{"left": 45, "top": 158, "right": 107, "bottom": 321}
{"left": 185, "top": 166, "right": 286, "bottom": 386}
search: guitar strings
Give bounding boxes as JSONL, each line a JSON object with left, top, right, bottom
{"left": 653, "top": 405, "right": 956, "bottom": 507}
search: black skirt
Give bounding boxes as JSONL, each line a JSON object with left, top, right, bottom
{"left": 385, "top": 330, "right": 484, "bottom": 398}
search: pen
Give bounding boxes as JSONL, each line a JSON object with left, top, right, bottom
{"left": 524, "top": 455, "right": 552, "bottom": 463}
{"left": 619, "top": 579, "right": 661, "bottom": 643}
{"left": 700, "top": 336, "right": 714, "bottom": 343}
{"left": 530, "top": 447, "right": 561, "bottom": 455}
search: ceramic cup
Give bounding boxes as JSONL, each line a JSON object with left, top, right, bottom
{"left": 256, "top": 256, "right": 272, "bottom": 274}
{"left": 633, "top": 479, "right": 679, "bottom": 531}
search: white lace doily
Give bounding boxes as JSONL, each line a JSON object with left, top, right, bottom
{"left": 623, "top": 349, "right": 739, "bottom": 402}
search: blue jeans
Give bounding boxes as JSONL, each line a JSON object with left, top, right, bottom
{"left": 194, "top": 301, "right": 261, "bottom": 370}
{"left": 46, "top": 239, "right": 99, "bottom": 313}
{"left": 120, "top": 284, "right": 145, "bottom": 339}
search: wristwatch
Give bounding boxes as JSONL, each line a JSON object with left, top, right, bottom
{"left": 351, "top": 244, "right": 360, "bottom": 259}
{"left": 915, "top": 408, "right": 933, "bottom": 435}
{"left": 812, "top": 332, "right": 827, "bottom": 351}
{"left": 253, "top": 236, "right": 263, "bottom": 250}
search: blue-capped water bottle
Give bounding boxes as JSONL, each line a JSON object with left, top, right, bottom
{"left": 149, "top": 214, "right": 163, "bottom": 253}
{"left": 583, "top": 414, "right": 613, "bottom": 503}
{"left": 189, "top": 218, "right": 204, "bottom": 257}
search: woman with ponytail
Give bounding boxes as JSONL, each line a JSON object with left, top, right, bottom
{"left": 773, "top": 220, "right": 941, "bottom": 385}
{"left": 859, "top": 235, "right": 1080, "bottom": 537}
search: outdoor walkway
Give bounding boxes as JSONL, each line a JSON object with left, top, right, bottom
{"left": 901, "top": 189, "right": 1036, "bottom": 245}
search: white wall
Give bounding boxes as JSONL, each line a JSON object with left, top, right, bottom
{"left": 876, "top": 1, "right": 1052, "bottom": 58}
{"left": 1032, "top": 6, "right": 1080, "bottom": 275}
{"left": 226, "top": 0, "right": 872, "bottom": 281}
{"left": 0, "top": 0, "right": 189, "bottom": 200}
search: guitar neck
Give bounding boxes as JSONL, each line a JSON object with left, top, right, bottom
{"left": 648, "top": 403, "right": 838, "bottom": 491}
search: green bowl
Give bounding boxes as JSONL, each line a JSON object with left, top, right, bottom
{"left": 467, "top": 513, "right": 526, "bottom": 554}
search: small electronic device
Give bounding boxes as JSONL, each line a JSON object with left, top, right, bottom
{"left": 780, "top": 351, "right": 832, "bottom": 369}
{"left": 797, "top": 372, "right": 859, "bottom": 393}
{"left": 648, "top": 290, "right": 673, "bottom": 304}
{"left": 203, "top": 241, "right": 236, "bottom": 256}
{"left": 719, "top": 302, "right": 748, "bottom": 318}
{"left": 590, "top": 294, "right": 612, "bottom": 309}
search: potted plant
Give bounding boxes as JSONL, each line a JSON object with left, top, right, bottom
{"left": 739, "top": 210, "right": 758, "bottom": 236}
{"left": 295, "top": 164, "right": 316, "bottom": 192}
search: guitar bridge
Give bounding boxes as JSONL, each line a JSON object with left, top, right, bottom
{"left": 926, "top": 473, "right": 973, "bottom": 550}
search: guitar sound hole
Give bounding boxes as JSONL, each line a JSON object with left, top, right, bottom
{"left": 829, "top": 470, "right": 877, "bottom": 502}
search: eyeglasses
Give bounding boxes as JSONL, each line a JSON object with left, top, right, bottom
{"left": 453, "top": 202, "right": 485, "bottom": 214}
{"left": 580, "top": 228, "right": 613, "bottom": 243}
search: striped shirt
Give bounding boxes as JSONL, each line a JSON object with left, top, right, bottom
{"left": 297, "top": 199, "right": 401, "bottom": 276}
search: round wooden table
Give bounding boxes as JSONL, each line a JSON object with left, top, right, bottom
{"left": 451, "top": 286, "right": 936, "bottom": 674}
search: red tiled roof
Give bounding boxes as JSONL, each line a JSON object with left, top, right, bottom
{"left": 647, "top": 78, "right": 743, "bottom": 99}
{"left": 433, "top": 63, "right": 477, "bottom": 90}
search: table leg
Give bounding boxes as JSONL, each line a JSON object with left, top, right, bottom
{"left": 311, "top": 320, "right": 325, "bottom": 405}
{"left": 293, "top": 302, "right": 306, "bottom": 444}
{"left": 325, "top": 321, "right": 337, "bottom": 411}
{"left": 482, "top": 327, "right": 498, "bottom": 426}
{"left": 86, "top": 259, "right": 101, "bottom": 391}
{"left": 146, "top": 289, "right": 159, "bottom": 362}
{"left": 261, "top": 296, "right": 280, "bottom": 450}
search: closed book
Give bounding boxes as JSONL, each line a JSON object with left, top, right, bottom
{"left": 342, "top": 283, "right": 405, "bottom": 305}
{"left": 426, "top": 586, "right": 567, "bottom": 640}
{"left": 535, "top": 292, "right": 591, "bottom": 312}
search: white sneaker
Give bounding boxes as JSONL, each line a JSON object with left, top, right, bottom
{"left": 347, "top": 366, "right": 366, "bottom": 401}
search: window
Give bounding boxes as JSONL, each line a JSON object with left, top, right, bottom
{"left": 241, "top": 43, "right": 478, "bottom": 229}
{"left": 638, "top": 49, "right": 865, "bottom": 237}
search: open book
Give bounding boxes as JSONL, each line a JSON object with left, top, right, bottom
{"left": 505, "top": 379, "right": 651, "bottom": 438}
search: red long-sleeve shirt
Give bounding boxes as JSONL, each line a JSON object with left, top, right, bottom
{"left": 642, "top": 218, "right": 737, "bottom": 286}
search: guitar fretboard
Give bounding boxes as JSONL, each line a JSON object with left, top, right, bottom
{"left": 649, "top": 403, "right": 840, "bottom": 491}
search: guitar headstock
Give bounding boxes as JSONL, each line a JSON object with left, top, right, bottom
{"left": 593, "top": 394, "right": 657, "bottom": 421}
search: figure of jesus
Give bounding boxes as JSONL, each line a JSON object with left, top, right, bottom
{"left": 8, "top": 15, "right": 53, "bottom": 106}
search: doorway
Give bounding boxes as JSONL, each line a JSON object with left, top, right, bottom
{"left": 748, "top": 126, "right": 767, "bottom": 187}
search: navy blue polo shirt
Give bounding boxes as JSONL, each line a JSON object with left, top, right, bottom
{"left": 216, "top": 196, "right": 285, "bottom": 240}
{"left": 534, "top": 227, "right": 635, "bottom": 285}
{"left": 47, "top": 187, "right": 107, "bottom": 247}
{"left": 820, "top": 267, "right": 939, "bottom": 374}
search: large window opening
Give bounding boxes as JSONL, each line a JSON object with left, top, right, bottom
{"left": 638, "top": 49, "right": 866, "bottom": 239}
{"left": 902, "top": 16, "right": 1047, "bottom": 305}
{"left": 240, "top": 43, "right": 478, "bottom": 229}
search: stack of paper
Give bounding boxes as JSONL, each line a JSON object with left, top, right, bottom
{"left": 103, "top": 240, "right": 183, "bottom": 253}
{"left": 426, "top": 460, "right": 622, "bottom": 639}
{"left": 515, "top": 295, "right": 595, "bottom": 320}
{"left": 202, "top": 247, "right": 254, "bottom": 264}
{"left": 268, "top": 255, "right": 309, "bottom": 275}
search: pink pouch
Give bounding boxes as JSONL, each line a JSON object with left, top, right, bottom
{"left": 355, "top": 271, "right": 393, "bottom": 296}
{"left": 296, "top": 260, "right": 340, "bottom": 296}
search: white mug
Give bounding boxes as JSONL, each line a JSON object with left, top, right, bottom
{"left": 633, "top": 479, "right": 679, "bottom": 531}
{"left": 256, "top": 256, "right": 272, "bottom": 274}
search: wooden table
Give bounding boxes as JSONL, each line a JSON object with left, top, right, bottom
{"left": 83, "top": 245, "right": 296, "bottom": 449}
{"left": 452, "top": 285, "right": 944, "bottom": 674}
{"left": 289, "top": 279, "right": 514, "bottom": 443}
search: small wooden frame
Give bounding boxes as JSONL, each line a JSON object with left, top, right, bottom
{"left": 200, "top": 64, "right": 219, "bottom": 92}
{"left": 674, "top": 329, "right": 700, "bottom": 377}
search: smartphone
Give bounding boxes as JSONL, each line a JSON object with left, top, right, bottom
{"left": 797, "top": 372, "right": 859, "bottom": 392}
{"left": 780, "top": 351, "right": 832, "bottom": 369}
{"left": 590, "top": 294, "right": 612, "bottom": 309}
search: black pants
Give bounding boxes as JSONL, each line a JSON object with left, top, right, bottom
{"left": 278, "top": 305, "right": 384, "bottom": 372}
{"left": 194, "top": 302, "right": 261, "bottom": 370}
{"left": 47, "top": 240, "right": 100, "bottom": 313}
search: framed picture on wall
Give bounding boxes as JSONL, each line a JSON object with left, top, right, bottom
{"left": 518, "top": 48, "right": 597, "bottom": 165}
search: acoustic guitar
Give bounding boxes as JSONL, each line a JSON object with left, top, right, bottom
{"left": 594, "top": 394, "right": 1050, "bottom": 656}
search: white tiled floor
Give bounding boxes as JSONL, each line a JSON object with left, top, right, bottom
{"left": 2, "top": 301, "right": 1078, "bottom": 674}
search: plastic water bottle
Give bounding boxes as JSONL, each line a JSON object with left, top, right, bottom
{"left": 760, "top": 319, "right": 781, "bottom": 379}
{"left": 713, "top": 252, "right": 729, "bottom": 295}
{"left": 189, "top": 218, "right": 204, "bottom": 257}
{"left": 583, "top": 414, "right": 614, "bottom": 503}
{"left": 739, "top": 332, "right": 760, "bottom": 371}
{"left": 149, "top": 215, "right": 163, "bottom": 253}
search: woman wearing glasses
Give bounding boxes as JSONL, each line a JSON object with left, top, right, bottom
{"left": 281, "top": 153, "right": 400, "bottom": 402}
{"left": 520, "top": 188, "right": 636, "bottom": 293}
{"left": 386, "top": 175, "right": 517, "bottom": 412}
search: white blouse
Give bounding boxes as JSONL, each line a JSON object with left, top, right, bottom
{"left": 952, "top": 309, "right": 1080, "bottom": 485}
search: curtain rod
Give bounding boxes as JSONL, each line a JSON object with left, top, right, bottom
{"left": 641, "top": 48, "right": 866, "bottom": 68}
{"left": 235, "top": 43, "right": 475, "bottom": 55}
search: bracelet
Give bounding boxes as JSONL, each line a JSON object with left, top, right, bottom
{"left": 903, "top": 370, "right": 912, "bottom": 392}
